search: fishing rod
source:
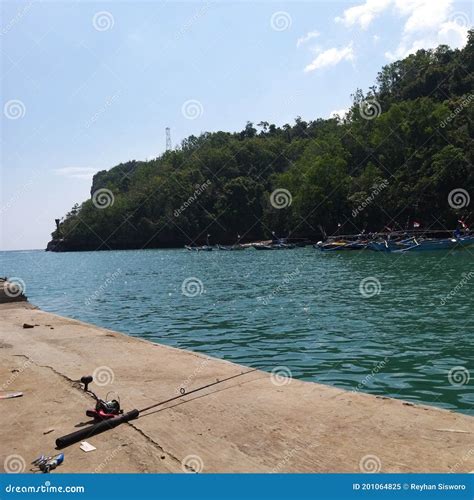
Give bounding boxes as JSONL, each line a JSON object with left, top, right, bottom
{"left": 55, "top": 368, "right": 258, "bottom": 449}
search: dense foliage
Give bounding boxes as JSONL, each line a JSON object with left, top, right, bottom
{"left": 49, "top": 32, "right": 474, "bottom": 250}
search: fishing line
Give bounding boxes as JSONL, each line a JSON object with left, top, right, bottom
{"left": 55, "top": 368, "right": 259, "bottom": 448}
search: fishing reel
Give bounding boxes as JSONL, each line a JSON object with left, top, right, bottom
{"left": 80, "top": 375, "right": 123, "bottom": 421}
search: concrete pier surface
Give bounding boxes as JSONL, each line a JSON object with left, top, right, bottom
{"left": 1, "top": 301, "right": 473, "bottom": 473}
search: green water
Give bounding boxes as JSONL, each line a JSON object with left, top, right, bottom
{"left": 1, "top": 248, "right": 472, "bottom": 414}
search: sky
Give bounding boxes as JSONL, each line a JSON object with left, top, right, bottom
{"left": 1, "top": 0, "right": 471, "bottom": 250}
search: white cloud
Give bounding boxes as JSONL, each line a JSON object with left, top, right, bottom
{"left": 439, "top": 19, "right": 470, "bottom": 41}
{"left": 396, "top": 0, "right": 451, "bottom": 33}
{"left": 329, "top": 108, "right": 349, "bottom": 119}
{"left": 335, "top": 0, "right": 391, "bottom": 30}
{"left": 334, "top": 0, "right": 470, "bottom": 61}
{"left": 296, "top": 30, "right": 320, "bottom": 48}
{"left": 55, "top": 167, "right": 99, "bottom": 180}
{"left": 385, "top": 0, "right": 469, "bottom": 60}
{"left": 304, "top": 43, "right": 354, "bottom": 72}
{"left": 385, "top": 22, "right": 468, "bottom": 59}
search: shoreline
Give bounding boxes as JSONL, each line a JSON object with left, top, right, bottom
{"left": 1, "top": 301, "right": 473, "bottom": 473}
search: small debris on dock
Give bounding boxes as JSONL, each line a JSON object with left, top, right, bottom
{"left": 434, "top": 428, "right": 471, "bottom": 433}
{"left": 80, "top": 441, "right": 96, "bottom": 452}
{"left": 0, "top": 391, "right": 23, "bottom": 399}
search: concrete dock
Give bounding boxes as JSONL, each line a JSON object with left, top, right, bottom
{"left": 0, "top": 301, "right": 473, "bottom": 473}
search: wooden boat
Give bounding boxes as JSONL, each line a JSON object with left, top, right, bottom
{"left": 273, "top": 243, "right": 296, "bottom": 249}
{"left": 393, "top": 235, "right": 474, "bottom": 252}
{"left": 367, "top": 237, "right": 416, "bottom": 252}
{"left": 217, "top": 244, "right": 245, "bottom": 251}
{"left": 367, "top": 234, "right": 474, "bottom": 252}
{"left": 315, "top": 240, "right": 367, "bottom": 251}
{"left": 185, "top": 245, "right": 213, "bottom": 251}
{"left": 312, "top": 228, "right": 474, "bottom": 252}
{"left": 253, "top": 243, "right": 296, "bottom": 250}
{"left": 186, "top": 234, "right": 213, "bottom": 251}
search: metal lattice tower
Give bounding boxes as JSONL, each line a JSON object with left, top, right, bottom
{"left": 165, "top": 127, "right": 172, "bottom": 151}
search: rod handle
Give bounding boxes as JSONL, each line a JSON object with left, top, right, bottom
{"left": 55, "top": 409, "right": 139, "bottom": 449}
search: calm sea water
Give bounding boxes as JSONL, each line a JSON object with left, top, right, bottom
{"left": 1, "top": 248, "right": 472, "bottom": 415}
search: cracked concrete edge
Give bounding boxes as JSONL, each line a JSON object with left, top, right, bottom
{"left": 1, "top": 302, "right": 474, "bottom": 473}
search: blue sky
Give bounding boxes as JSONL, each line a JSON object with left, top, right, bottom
{"left": 1, "top": 0, "right": 471, "bottom": 250}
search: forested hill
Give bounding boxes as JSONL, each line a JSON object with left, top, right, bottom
{"left": 48, "top": 32, "right": 474, "bottom": 251}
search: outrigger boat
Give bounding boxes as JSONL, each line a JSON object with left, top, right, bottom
{"left": 185, "top": 245, "right": 212, "bottom": 251}
{"left": 216, "top": 234, "right": 246, "bottom": 251}
{"left": 217, "top": 244, "right": 245, "bottom": 251}
{"left": 253, "top": 236, "right": 296, "bottom": 250}
{"left": 315, "top": 240, "right": 368, "bottom": 251}
{"left": 253, "top": 242, "right": 296, "bottom": 250}
{"left": 253, "top": 232, "right": 296, "bottom": 250}
{"left": 185, "top": 234, "right": 213, "bottom": 251}
{"left": 392, "top": 235, "right": 474, "bottom": 252}
{"left": 367, "top": 236, "right": 417, "bottom": 252}
{"left": 315, "top": 229, "right": 474, "bottom": 252}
